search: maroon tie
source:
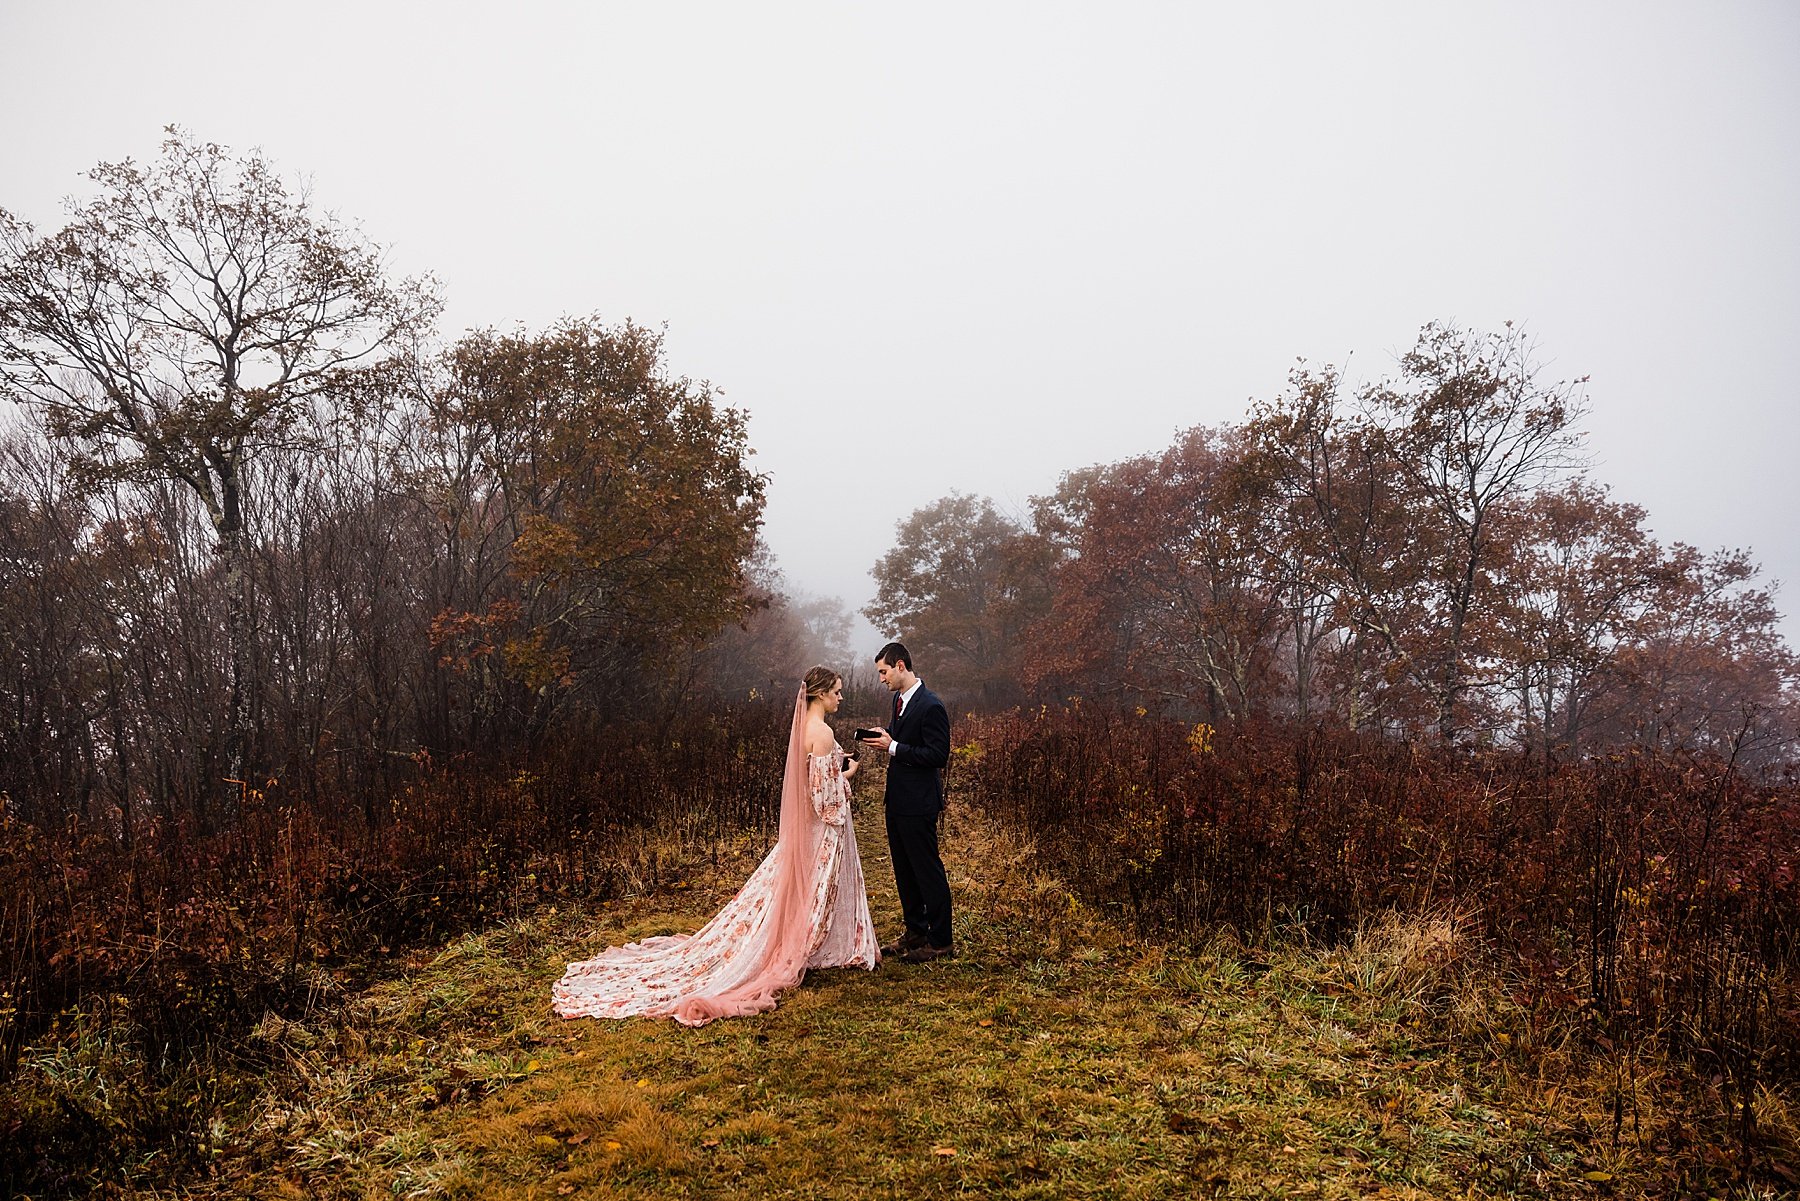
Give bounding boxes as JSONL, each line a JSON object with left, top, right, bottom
{"left": 893, "top": 690, "right": 903, "bottom": 724}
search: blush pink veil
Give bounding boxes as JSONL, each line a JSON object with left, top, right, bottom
{"left": 669, "top": 686, "right": 820, "bottom": 1024}
{"left": 550, "top": 686, "right": 825, "bottom": 1026}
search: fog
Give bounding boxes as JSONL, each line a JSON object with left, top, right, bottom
{"left": 3, "top": 0, "right": 1796, "bottom": 650}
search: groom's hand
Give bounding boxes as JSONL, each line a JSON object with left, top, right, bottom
{"left": 869, "top": 727, "right": 894, "bottom": 752}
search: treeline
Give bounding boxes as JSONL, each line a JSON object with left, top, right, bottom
{"left": 0, "top": 131, "right": 851, "bottom": 836}
{"left": 869, "top": 323, "right": 1797, "bottom": 763}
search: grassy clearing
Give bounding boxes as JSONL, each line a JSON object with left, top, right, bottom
{"left": 157, "top": 802, "right": 1788, "bottom": 1200}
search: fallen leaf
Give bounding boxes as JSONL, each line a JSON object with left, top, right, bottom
{"left": 1582, "top": 1171, "right": 1613, "bottom": 1182}
{"left": 605, "top": 1140, "right": 622, "bottom": 1151}
{"left": 567, "top": 1133, "right": 589, "bottom": 1146}
{"left": 533, "top": 1135, "right": 563, "bottom": 1151}
{"left": 978, "top": 1019, "right": 994, "bottom": 1027}
{"left": 932, "top": 1146, "right": 957, "bottom": 1157}
{"left": 525, "top": 1059, "right": 543, "bottom": 1073}
{"left": 702, "top": 1138, "right": 721, "bottom": 1149}
{"left": 557, "top": 1187, "right": 575, "bottom": 1196}
{"left": 635, "top": 1078, "right": 649, "bottom": 1088}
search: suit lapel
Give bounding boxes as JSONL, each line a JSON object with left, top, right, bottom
{"left": 901, "top": 686, "right": 928, "bottom": 738}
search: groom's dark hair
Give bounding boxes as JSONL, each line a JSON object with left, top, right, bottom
{"left": 875, "top": 642, "right": 913, "bottom": 672}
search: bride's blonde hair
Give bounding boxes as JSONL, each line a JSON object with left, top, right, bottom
{"left": 803, "top": 665, "right": 841, "bottom": 703}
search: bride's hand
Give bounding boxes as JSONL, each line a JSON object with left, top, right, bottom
{"left": 843, "top": 756, "right": 860, "bottom": 782}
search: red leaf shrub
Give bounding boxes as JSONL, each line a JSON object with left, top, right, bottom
{"left": 959, "top": 708, "right": 1800, "bottom": 1102}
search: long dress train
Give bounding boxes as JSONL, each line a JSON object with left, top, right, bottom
{"left": 551, "top": 691, "right": 878, "bottom": 1026}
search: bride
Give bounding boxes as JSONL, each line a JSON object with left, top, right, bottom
{"left": 552, "top": 666, "right": 879, "bottom": 1026}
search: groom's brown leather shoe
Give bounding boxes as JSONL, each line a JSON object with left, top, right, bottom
{"left": 881, "top": 931, "right": 926, "bottom": 957}
{"left": 899, "top": 942, "right": 955, "bottom": 964}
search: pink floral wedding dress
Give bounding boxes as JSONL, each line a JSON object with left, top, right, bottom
{"left": 552, "top": 692, "right": 878, "bottom": 1026}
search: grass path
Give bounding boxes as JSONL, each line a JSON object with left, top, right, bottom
{"left": 214, "top": 801, "right": 1627, "bottom": 1199}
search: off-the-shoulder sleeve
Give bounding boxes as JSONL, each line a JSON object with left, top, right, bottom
{"left": 807, "top": 754, "right": 851, "bottom": 826}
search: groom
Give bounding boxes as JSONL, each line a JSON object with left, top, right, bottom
{"left": 866, "top": 642, "right": 954, "bottom": 963}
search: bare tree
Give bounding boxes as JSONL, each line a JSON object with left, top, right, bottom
{"left": 0, "top": 129, "right": 438, "bottom": 807}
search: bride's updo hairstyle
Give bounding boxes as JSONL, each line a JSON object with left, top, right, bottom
{"left": 803, "top": 666, "right": 841, "bottom": 703}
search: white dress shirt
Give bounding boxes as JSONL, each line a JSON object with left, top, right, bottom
{"left": 889, "top": 679, "right": 924, "bottom": 756}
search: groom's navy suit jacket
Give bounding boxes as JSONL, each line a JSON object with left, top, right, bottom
{"left": 885, "top": 685, "right": 951, "bottom": 817}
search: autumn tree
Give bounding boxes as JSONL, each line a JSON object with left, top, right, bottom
{"left": 1603, "top": 545, "right": 1798, "bottom": 761}
{"left": 423, "top": 319, "right": 767, "bottom": 727}
{"left": 1245, "top": 366, "right": 1442, "bottom": 730}
{"left": 871, "top": 323, "right": 1793, "bottom": 757}
{"left": 790, "top": 592, "right": 857, "bottom": 670}
{"left": 1487, "top": 481, "right": 1674, "bottom": 755}
{"left": 1376, "top": 322, "right": 1589, "bottom": 738}
{"left": 0, "top": 421, "right": 235, "bottom": 826}
{"left": 684, "top": 542, "right": 808, "bottom": 700}
{"left": 1231, "top": 424, "right": 1340, "bottom": 721}
{"left": 1245, "top": 325, "right": 1588, "bottom": 739}
{"left": 1021, "top": 462, "right": 1151, "bottom": 702}
{"left": 1485, "top": 486, "right": 1797, "bottom": 764}
{"left": 234, "top": 380, "right": 451, "bottom": 808}
{"left": 1026, "top": 427, "right": 1286, "bottom": 720}
{"left": 0, "top": 129, "right": 438, "bottom": 805}
{"left": 865, "top": 493, "right": 1050, "bottom": 706}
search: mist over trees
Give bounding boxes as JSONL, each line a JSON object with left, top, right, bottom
{"left": 0, "top": 131, "right": 843, "bottom": 832}
{"left": 4, "top": 127, "right": 1796, "bottom": 1199}
{"left": 864, "top": 493, "right": 1053, "bottom": 709}
{"left": 9, "top": 130, "right": 1787, "bottom": 845}
{"left": 869, "top": 324, "right": 1798, "bottom": 763}
{"left": 0, "top": 131, "right": 440, "bottom": 812}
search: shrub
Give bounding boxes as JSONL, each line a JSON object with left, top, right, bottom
{"left": 0, "top": 699, "right": 791, "bottom": 1193}
{"left": 958, "top": 707, "right": 1800, "bottom": 1161}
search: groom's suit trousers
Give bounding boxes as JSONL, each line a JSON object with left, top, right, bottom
{"left": 887, "top": 810, "right": 952, "bottom": 949}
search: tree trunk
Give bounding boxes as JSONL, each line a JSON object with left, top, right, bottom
{"left": 1563, "top": 663, "right": 1581, "bottom": 756}
{"left": 214, "top": 452, "right": 253, "bottom": 820}
{"left": 1438, "top": 546, "right": 1479, "bottom": 742}
{"left": 1293, "top": 625, "right": 1311, "bottom": 722}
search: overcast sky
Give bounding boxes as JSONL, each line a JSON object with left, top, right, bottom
{"left": 3, "top": 1, "right": 1797, "bottom": 650}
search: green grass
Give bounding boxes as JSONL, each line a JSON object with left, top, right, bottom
{"left": 177, "top": 802, "right": 1787, "bottom": 1200}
